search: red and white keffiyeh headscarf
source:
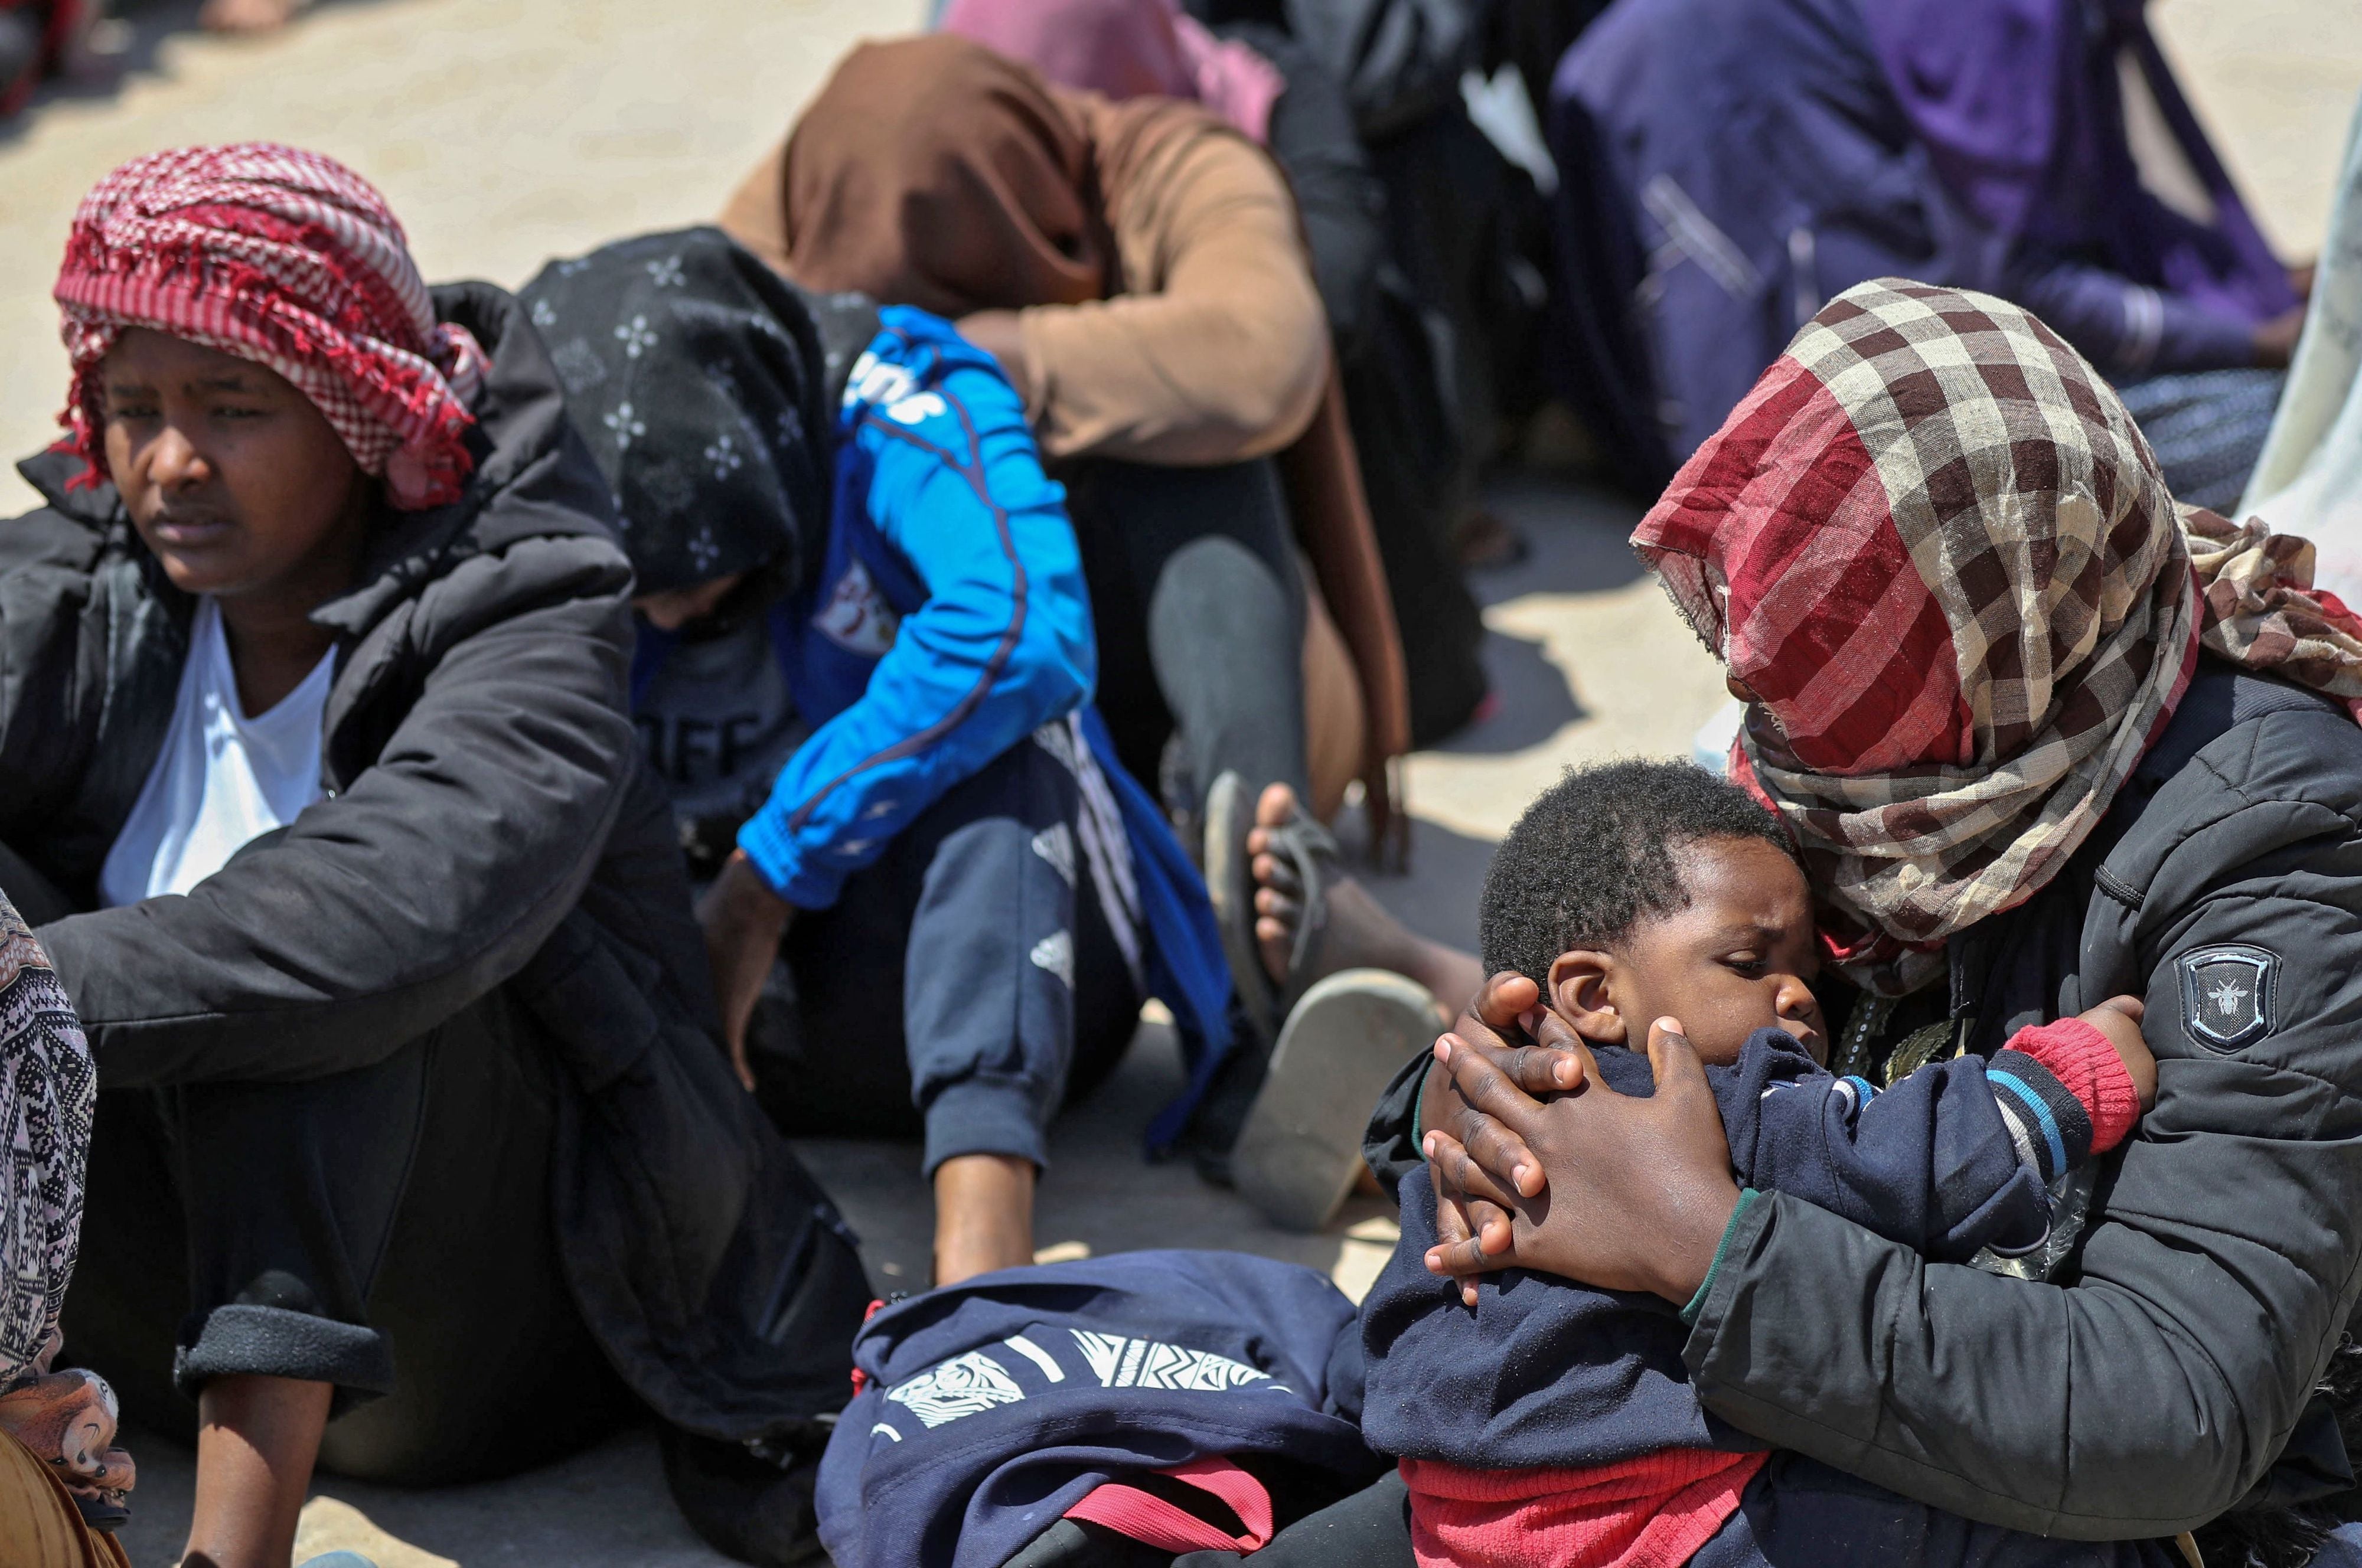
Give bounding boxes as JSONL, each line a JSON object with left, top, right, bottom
{"left": 52, "top": 142, "right": 487, "bottom": 510}
{"left": 1636, "top": 278, "right": 2362, "bottom": 995}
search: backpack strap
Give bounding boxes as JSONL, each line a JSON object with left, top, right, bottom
{"left": 1063, "top": 1456, "right": 1274, "bottom": 1554}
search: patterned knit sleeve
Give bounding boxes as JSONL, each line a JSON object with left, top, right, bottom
{"left": 0, "top": 891, "right": 94, "bottom": 1395}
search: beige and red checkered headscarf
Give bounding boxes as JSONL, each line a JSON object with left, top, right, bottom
{"left": 1636, "top": 279, "right": 2362, "bottom": 995}
{"left": 53, "top": 142, "right": 486, "bottom": 510}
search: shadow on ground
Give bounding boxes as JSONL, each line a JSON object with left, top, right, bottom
{"left": 2, "top": 0, "right": 409, "bottom": 147}
{"left": 1431, "top": 626, "right": 1587, "bottom": 756}
{"left": 116, "top": 1423, "right": 726, "bottom": 1566}
{"left": 1473, "top": 471, "right": 1652, "bottom": 607}
{"left": 1356, "top": 812, "right": 1493, "bottom": 957}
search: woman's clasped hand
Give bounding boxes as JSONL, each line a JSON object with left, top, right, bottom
{"left": 1416, "top": 972, "right": 1744, "bottom": 1306}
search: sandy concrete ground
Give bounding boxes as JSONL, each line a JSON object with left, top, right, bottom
{"left": 0, "top": 0, "right": 2356, "bottom": 1561}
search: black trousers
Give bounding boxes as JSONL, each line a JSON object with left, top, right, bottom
{"left": 751, "top": 730, "right": 1146, "bottom": 1175}
{"left": 1174, "top": 1469, "right": 1411, "bottom": 1567}
{"left": 63, "top": 985, "right": 635, "bottom": 1484}
{"left": 1059, "top": 456, "right": 1310, "bottom": 818}
{"left": 1, "top": 840, "right": 637, "bottom": 1487}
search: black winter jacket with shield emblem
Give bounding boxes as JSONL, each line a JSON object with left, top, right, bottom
{"left": 0, "top": 282, "right": 869, "bottom": 1443}
{"left": 1369, "top": 657, "right": 2362, "bottom": 1540}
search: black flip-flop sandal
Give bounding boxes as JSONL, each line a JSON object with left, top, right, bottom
{"left": 72, "top": 1488, "right": 129, "bottom": 1534}
{"left": 1203, "top": 773, "right": 1340, "bottom": 1045}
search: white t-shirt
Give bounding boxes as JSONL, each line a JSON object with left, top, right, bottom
{"left": 98, "top": 597, "right": 334, "bottom": 908}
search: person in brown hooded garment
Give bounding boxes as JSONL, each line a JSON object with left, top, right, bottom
{"left": 720, "top": 34, "right": 1412, "bottom": 1048}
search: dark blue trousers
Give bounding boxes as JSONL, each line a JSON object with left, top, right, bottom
{"left": 1692, "top": 1454, "right": 2185, "bottom": 1568}
{"left": 752, "top": 731, "right": 1143, "bottom": 1174}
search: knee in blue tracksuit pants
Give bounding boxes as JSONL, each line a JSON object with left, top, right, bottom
{"left": 753, "top": 731, "right": 1143, "bottom": 1175}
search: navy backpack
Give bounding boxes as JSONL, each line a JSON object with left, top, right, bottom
{"left": 815, "top": 1250, "right": 1384, "bottom": 1568}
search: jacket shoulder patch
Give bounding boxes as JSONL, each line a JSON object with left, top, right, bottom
{"left": 2177, "top": 944, "right": 2279, "bottom": 1053}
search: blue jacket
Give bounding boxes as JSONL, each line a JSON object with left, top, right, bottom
{"left": 817, "top": 1250, "right": 1382, "bottom": 1568}
{"left": 1359, "top": 1025, "right": 2091, "bottom": 1471}
{"left": 631, "top": 308, "right": 1233, "bottom": 1118}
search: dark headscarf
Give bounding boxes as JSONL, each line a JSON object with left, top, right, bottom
{"left": 1864, "top": 0, "right": 2295, "bottom": 326}
{"left": 781, "top": 34, "right": 1114, "bottom": 316}
{"left": 521, "top": 227, "right": 831, "bottom": 601}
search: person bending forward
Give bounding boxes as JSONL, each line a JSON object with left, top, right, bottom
{"left": 524, "top": 228, "right": 1230, "bottom": 1286}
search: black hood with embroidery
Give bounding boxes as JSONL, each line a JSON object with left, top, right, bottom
{"left": 0, "top": 280, "right": 869, "bottom": 1442}
{"left": 521, "top": 226, "right": 844, "bottom": 606}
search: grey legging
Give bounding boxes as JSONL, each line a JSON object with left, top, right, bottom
{"left": 1059, "top": 456, "right": 1310, "bottom": 819}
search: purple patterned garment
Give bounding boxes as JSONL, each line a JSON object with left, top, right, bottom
{"left": 0, "top": 889, "right": 93, "bottom": 1394}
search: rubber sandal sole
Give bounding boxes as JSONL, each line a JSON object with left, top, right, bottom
{"left": 1231, "top": 968, "right": 1437, "bottom": 1232}
{"left": 1202, "top": 772, "right": 1274, "bottom": 1044}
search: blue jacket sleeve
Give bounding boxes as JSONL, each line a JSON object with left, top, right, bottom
{"left": 1714, "top": 1028, "right": 2057, "bottom": 1262}
{"left": 736, "top": 313, "right": 1097, "bottom": 907}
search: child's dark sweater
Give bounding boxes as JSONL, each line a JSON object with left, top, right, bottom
{"left": 1360, "top": 1020, "right": 2135, "bottom": 1472}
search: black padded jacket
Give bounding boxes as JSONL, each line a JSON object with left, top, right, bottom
{"left": 0, "top": 282, "right": 869, "bottom": 1443}
{"left": 1368, "top": 659, "right": 2362, "bottom": 1540}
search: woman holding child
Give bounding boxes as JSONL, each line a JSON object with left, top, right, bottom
{"left": 1222, "top": 277, "right": 2362, "bottom": 1564}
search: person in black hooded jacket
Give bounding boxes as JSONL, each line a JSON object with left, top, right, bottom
{"left": 3, "top": 145, "right": 869, "bottom": 1568}
{"left": 518, "top": 228, "right": 1238, "bottom": 1292}
{"left": 1215, "top": 283, "right": 2362, "bottom": 1568}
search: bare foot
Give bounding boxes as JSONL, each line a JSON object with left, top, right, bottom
{"left": 198, "top": 0, "right": 302, "bottom": 35}
{"left": 932, "top": 1153, "right": 1036, "bottom": 1286}
{"left": 1246, "top": 783, "right": 1485, "bottom": 1021}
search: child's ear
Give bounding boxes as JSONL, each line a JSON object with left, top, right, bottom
{"left": 1545, "top": 952, "right": 1627, "bottom": 1044}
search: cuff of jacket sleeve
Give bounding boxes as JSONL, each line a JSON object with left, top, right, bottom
{"left": 175, "top": 1305, "right": 393, "bottom": 1407}
{"left": 1985, "top": 1048, "right": 2095, "bottom": 1182}
{"left": 1681, "top": 1188, "right": 1763, "bottom": 1327}
{"left": 736, "top": 806, "right": 847, "bottom": 912}
{"left": 2155, "top": 299, "right": 2267, "bottom": 375}
{"left": 1410, "top": 1059, "right": 1428, "bottom": 1151}
{"left": 2005, "top": 1015, "right": 2137, "bottom": 1154}
{"left": 922, "top": 1076, "right": 1052, "bottom": 1178}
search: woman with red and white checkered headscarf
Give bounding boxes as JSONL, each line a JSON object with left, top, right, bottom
{"left": 1632, "top": 277, "right": 2362, "bottom": 998}
{"left": 0, "top": 142, "right": 872, "bottom": 1568}
{"left": 53, "top": 141, "right": 487, "bottom": 511}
